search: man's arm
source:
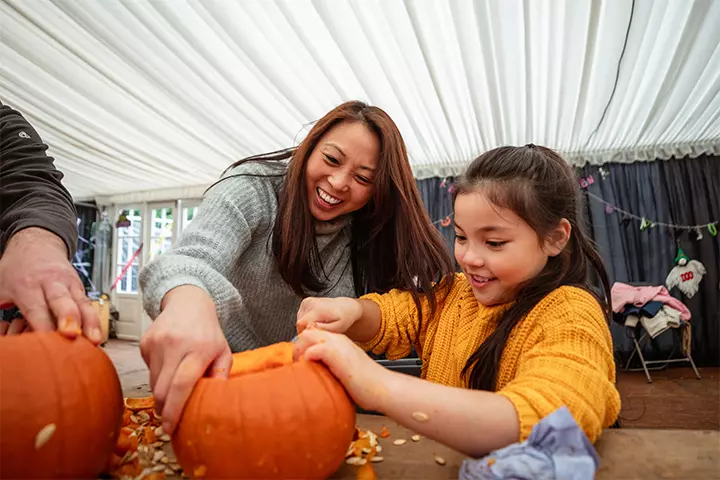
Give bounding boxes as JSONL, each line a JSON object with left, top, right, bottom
{"left": 0, "top": 100, "right": 77, "bottom": 259}
{"left": 0, "top": 101, "right": 100, "bottom": 344}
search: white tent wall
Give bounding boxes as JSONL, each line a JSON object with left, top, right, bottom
{"left": 2, "top": 0, "right": 719, "bottom": 203}
{"left": 3, "top": 0, "right": 720, "bottom": 340}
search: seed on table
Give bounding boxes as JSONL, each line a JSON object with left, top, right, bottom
{"left": 411, "top": 434, "right": 421, "bottom": 442}
{"left": 393, "top": 438, "right": 407, "bottom": 446}
{"left": 435, "top": 455, "right": 446, "bottom": 465}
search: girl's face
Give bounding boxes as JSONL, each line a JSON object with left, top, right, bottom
{"left": 453, "top": 190, "right": 569, "bottom": 306}
{"left": 305, "top": 121, "right": 379, "bottom": 222}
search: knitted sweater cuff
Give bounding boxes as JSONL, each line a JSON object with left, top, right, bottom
{"left": 494, "top": 390, "right": 538, "bottom": 442}
{"left": 141, "top": 275, "right": 209, "bottom": 319}
{"left": 355, "top": 293, "right": 387, "bottom": 351}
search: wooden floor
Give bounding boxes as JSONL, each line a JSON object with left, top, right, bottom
{"left": 616, "top": 366, "right": 719, "bottom": 430}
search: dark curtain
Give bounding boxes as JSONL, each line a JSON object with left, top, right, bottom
{"left": 416, "top": 176, "right": 458, "bottom": 250}
{"left": 580, "top": 155, "right": 719, "bottom": 366}
{"left": 416, "top": 154, "right": 719, "bottom": 367}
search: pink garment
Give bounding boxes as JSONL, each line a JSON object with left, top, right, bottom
{"left": 611, "top": 282, "right": 691, "bottom": 321}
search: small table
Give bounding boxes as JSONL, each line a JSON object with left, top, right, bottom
{"left": 330, "top": 414, "right": 720, "bottom": 479}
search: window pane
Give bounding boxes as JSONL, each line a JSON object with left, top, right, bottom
{"left": 119, "top": 237, "right": 129, "bottom": 264}
{"left": 130, "top": 266, "right": 138, "bottom": 293}
{"left": 182, "top": 206, "right": 198, "bottom": 231}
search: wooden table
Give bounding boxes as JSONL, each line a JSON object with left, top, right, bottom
{"left": 330, "top": 414, "right": 720, "bottom": 480}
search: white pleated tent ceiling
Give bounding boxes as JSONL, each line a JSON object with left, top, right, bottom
{"left": 1, "top": 0, "right": 719, "bottom": 202}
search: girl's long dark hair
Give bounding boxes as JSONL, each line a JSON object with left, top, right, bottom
{"left": 224, "top": 101, "right": 455, "bottom": 322}
{"left": 456, "top": 144, "right": 612, "bottom": 391}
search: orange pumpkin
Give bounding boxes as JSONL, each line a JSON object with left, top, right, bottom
{"left": 0, "top": 331, "right": 123, "bottom": 479}
{"left": 173, "top": 342, "right": 356, "bottom": 479}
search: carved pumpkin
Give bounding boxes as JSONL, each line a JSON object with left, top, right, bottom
{"left": 0, "top": 331, "right": 123, "bottom": 479}
{"left": 173, "top": 342, "right": 356, "bottom": 479}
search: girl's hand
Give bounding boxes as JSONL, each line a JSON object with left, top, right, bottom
{"left": 293, "top": 329, "right": 391, "bottom": 412}
{"left": 296, "top": 297, "right": 363, "bottom": 335}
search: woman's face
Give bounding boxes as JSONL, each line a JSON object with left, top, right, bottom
{"left": 305, "top": 121, "right": 379, "bottom": 222}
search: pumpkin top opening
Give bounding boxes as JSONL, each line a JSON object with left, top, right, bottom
{"left": 229, "top": 342, "right": 295, "bottom": 378}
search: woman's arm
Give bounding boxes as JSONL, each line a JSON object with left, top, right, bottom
{"left": 139, "top": 167, "right": 276, "bottom": 325}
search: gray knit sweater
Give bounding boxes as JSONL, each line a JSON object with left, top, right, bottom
{"left": 138, "top": 161, "right": 355, "bottom": 352}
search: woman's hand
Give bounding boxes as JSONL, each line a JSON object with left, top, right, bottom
{"left": 139, "top": 285, "right": 232, "bottom": 434}
{"left": 296, "top": 296, "right": 363, "bottom": 334}
{"left": 292, "top": 328, "right": 391, "bottom": 412}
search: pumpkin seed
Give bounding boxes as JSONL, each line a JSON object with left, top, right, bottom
{"left": 159, "top": 434, "right": 171, "bottom": 442}
{"left": 376, "top": 445, "right": 383, "bottom": 452}
{"left": 361, "top": 447, "right": 372, "bottom": 454}
{"left": 152, "top": 441, "right": 163, "bottom": 448}
{"left": 170, "top": 463, "right": 182, "bottom": 471}
{"left": 411, "top": 434, "right": 421, "bottom": 442}
{"left": 371, "top": 456, "right": 384, "bottom": 463}
{"left": 137, "top": 411, "right": 151, "bottom": 423}
{"left": 152, "top": 464, "right": 165, "bottom": 472}
{"left": 123, "top": 451, "right": 138, "bottom": 464}
{"left": 435, "top": 455, "right": 446, "bottom": 465}
{"left": 412, "top": 411, "right": 429, "bottom": 422}
{"left": 135, "top": 467, "right": 153, "bottom": 479}
{"left": 345, "top": 457, "right": 367, "bottom": 466}
{"left": 152, "top": 450, "right": 165, "bottom": 463}
{"left": 34, "top": 423, "right": 56, "bottom": 450}
{"left": 160, "top": 456, "right": 170, "bottom": 464}
{"left": 154, "top": 426, "right": 164, "bottom": 437}
{"left": 130, "top": 414, "right": 140, "bottom": 424}
{"left": 165, "top": 467, "right": 175, "bottom": 475}
{"left": 392, "top": 438, "right": 407, "bottom": 446}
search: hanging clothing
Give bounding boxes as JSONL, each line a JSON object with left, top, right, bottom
{"left": 637, "top": 306, "right": 684, "bottom": 338}
{"left": 611, "top": 282, "right": 691, "bottom": 321}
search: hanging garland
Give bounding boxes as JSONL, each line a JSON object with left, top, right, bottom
{"left": 432, "top": 175, "right": 718, "bottom": 239}
{"left": 584, "top": 191, "right": 718, "bottom": 240}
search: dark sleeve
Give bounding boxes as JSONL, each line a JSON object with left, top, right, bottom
{"left": 0, "top": 101, "right": 78, "bottom": 259}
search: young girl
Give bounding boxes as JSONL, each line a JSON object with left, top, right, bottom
{"left": 294, "top": 144, "right": 621, "bottom": 457}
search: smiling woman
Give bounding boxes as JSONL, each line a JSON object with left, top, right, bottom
{"left": 305, "top": 122, "right": 378, "bottom": 222}
{"left": 136, "top": 100, "right": 456, "bottom": 435}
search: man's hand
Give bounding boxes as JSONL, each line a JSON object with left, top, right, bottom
{"left": 0, "top": 227, "right": 101, "bottom": 343}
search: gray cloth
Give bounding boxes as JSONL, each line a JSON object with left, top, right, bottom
{"left": 139, "top": 160, "right": 355, "bottom": 352}
{"left": 458, "top": 406, "right": 599, "bottom": 480}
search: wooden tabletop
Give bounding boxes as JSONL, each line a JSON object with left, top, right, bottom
{"left": 330, "top": 414, "right": 720, "bottom": 480}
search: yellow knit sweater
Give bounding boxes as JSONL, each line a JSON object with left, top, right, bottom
{"left": 359, "top": 274, "right": 621, "bottom": 443}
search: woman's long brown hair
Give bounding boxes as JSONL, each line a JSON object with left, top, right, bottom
{"left": 455, "top": 145, "right": 612, "bottom": 391}
{"left": 225, "top": 101, "right": 455, "bottom": 322}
